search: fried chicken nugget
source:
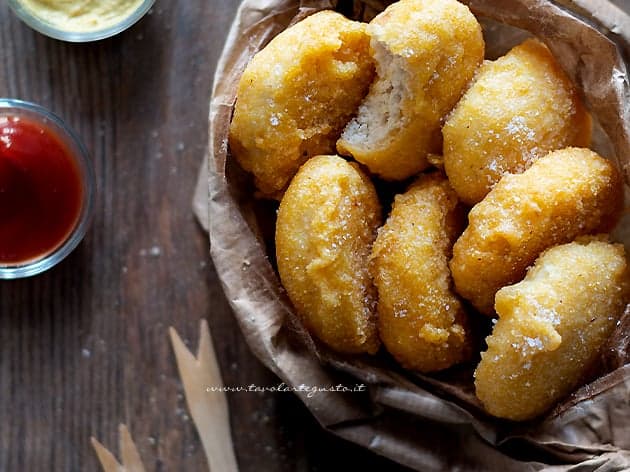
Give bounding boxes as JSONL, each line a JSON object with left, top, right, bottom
{"left": 444, "top": 39, "right": 591, "bottom": 205}
{"left": 229, "top": 11, "right": 374, "bottom": 198}
{"left": 371, "top": 173, "right": 472, "bottom": 372}
{"left": 276, "top": 155, "right": 381, "bottom": 354}
{"left": 451, "top": 148, "right": 622, "bottom": 316}
{"left": 475, "top": 237, "right": 629, "bottom": 421}
{"left": 337, "top": 0, "right": 484, "bottom": 180}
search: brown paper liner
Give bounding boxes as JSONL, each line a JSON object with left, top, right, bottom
{"left": 197, "top": 0, "right": 630, "bottom": 469}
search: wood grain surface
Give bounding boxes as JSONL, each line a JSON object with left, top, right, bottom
{"left": 0, "top": 2, "right": 411, "bottom": 471}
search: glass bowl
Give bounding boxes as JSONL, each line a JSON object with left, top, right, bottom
{"left": 0, "top": 99, "right": 95, "bottom": 279}
{"left": 8, "top": 0, "right": 155, "bottom": 42}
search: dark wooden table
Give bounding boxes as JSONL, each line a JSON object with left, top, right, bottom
{"left": 0, "top": 2, "right": 412, "bottom": 470}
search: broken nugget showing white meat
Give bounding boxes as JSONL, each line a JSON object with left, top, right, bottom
{"left": 443, "top": 39, "right": 592, "bottom": 206}
{"left": 229, "top": 11, "right": 375, "bottom": 198}
{"left": 371, "top": 173, "right": 472, "bottom": 372}
{"left": 474, "top": 237, "right": 629, "bottom": 421}
{"left": 276, "top": 155, "right": 382, "bottom": 354}
{"left": 337, "top": 0, "right": 484, "bottom": 181}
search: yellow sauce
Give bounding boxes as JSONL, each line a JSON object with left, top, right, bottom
{"left": 18, "top": 0, "right": 146, "bottom": 32}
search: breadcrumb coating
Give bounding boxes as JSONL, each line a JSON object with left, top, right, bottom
{"left": 371, "top": 173, "right": 472, "bottom": 371}
{"left": 276, "top": 156, "right": 381, "bottom": 354}
{"left": 444, "top": 39, "right": 592, "bottom": 205}
{"left": 229, "top": 11, "right": 374, "bottom": 198}
{"left": 450, "top": 148, "right": 623, "bottom": 315}
{"left": 337, "top": 0, "right": 484, "bottom": 180}
{"left": 474, "top": 237, "right": 629, "bottom": 421}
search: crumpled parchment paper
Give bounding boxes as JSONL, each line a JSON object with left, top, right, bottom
{"left": 194, "top": 1, "right": 630, "bottom": 470}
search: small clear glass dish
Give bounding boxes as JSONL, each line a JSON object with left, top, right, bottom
{"left": 8, "top": 0, "right": 155, "bottom": 42}
{"left": 0, "top": 99, "right": 95, "bottom": 279}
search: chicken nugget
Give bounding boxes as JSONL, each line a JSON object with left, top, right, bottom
{"left": 337, "top": 0, "right": 484, "bottom": 180}
{"left": 229, "top": 11, "right": 374, "bottom": 198}
{"left": 276, "top": 155, "right": 381, "bottom": 354}
{"left": 451, "top": 148, "right": 622, "bottom": 315}
{"left": 371, "top": 173, "right": 471, "bottom": 372}
{"left": 443, "top": 39, "right": 591, "bottom": 205}
{"left": 475, "top": 237, "right": 629, "bottom": 421}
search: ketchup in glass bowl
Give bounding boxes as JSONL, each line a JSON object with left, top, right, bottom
{"left": 0, "top": 99, "right": 95, "bottom": 279}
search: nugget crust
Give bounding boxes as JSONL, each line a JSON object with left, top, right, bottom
{"left": 337, "top": 0, "right": 484, "bottom": 180}
{"left": 229, "top": 11, "right": 374, "bottom": 198}
{"left": 474, "top": 238, "right": 629, "bottom": 421}
{"left": 371, "top": 173, "right": 471, "bottom": 371}
{"left": 276, "top": 156, "right": 381, "bottom": 354}
{"left": 444, "top": 39, "right": 591, "bottom": 205}
{"left": 451, "top": 148, "right": 622, "bottom": 315}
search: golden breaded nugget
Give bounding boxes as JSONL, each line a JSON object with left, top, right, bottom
{"left": 229, "top": 11, "right": 374, "bottom": 198}
{"left": 444, "top": 39, "right": 591, "bottom": 205}
{"left": 276, "top": 155, "right": 381, "bottom": 354}
{"left": 475, "top": 237, "right": 629, "bottom": 421}
{"left": 337, "top": 0, "right": 484, "bottom": 180}
{"left": 451, "top": 148, "right": 622, "bottom": 315}
{"left": 371, "top": 173, "right": 471, "bottom": 372}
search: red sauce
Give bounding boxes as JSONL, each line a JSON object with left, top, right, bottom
{"left": 0, "top": 116, "right": 83, "bottom": 265}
